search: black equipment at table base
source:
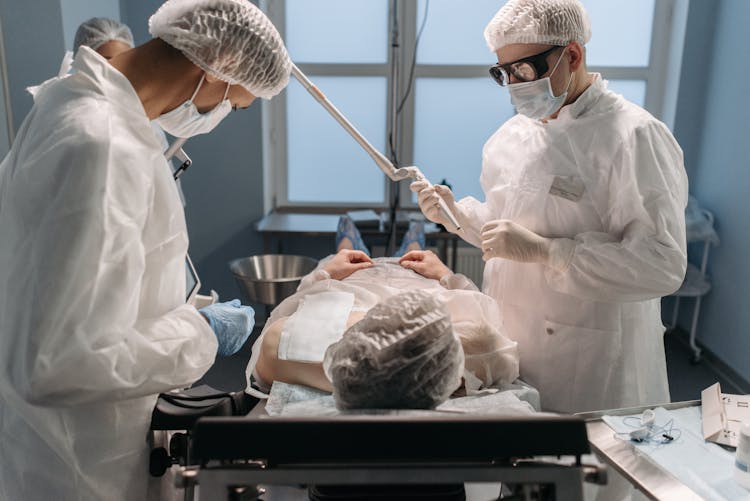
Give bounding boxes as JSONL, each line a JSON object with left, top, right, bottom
{"left": 150, "top": 387, "right": 603, "bottom": 500}
{"left": 190, "top": 415, "right": 599, "bottom": 500}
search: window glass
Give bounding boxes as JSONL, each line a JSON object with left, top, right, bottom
{"left": 416, "top": 0, "right": 501, "bottom": 65}
{"left": 285, "top": 0, "right": 388, "bottom": 63}
{"left": 286, "top": 76, "right": 388, "bottom": 203}
{"left": 581, "top": 0, "right": 654, "bottom": 67}
{"left": 606, "top": 79, "right": 647, "bottom": 107}
{"left": 412, "top": 78, "right": 514, "bottom": 202}
{"left": 278, "top": 0, "right": 665, "bottom": 209}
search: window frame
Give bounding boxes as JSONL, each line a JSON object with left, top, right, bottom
{"left": 0, "top": 16, "right": 13, "bottom": 159}
{"left": 262, "top": 0, "right": 687, "bottom": 214}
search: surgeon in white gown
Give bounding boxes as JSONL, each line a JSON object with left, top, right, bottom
{"left": 412, "top": 0, "right": 688, "bottom": 415}
{"left": 33, "top": 16, "right": 189, "bottom": 206}
{"left": 0, "top": 1, "right": 291, "bottom": 500}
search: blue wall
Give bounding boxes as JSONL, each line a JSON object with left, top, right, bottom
{"left": 0, "top": 0, "right": 121, "bottom": 132}
{"left": 672, "top": 1, "right": 716, "bottom": 184}
{"left": 61, "top": 0, "right": 121, "bottom": 52}
{"left": 0, "top": 0, "right": 66, "bottom": 132}
{"left": 674, "top": 0, "right": 750, "bottom": 381}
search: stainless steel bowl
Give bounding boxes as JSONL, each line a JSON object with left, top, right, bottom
{"left": 228, "top": 254, "right": 319, "bottom": 306}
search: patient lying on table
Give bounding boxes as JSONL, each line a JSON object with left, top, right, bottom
{"left": 246, "top": 216, "right": 520, "bottom": 409}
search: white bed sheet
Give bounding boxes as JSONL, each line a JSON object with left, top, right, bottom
{"left": 261, "top": 380, "right": 542, "bottom": 417}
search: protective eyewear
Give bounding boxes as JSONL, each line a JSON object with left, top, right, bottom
{"left": 489, "top": 46, "right": 564, "bottom": 87}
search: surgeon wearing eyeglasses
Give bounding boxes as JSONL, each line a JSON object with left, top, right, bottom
{"left": 411, "top": 0, "right": 688, "bottom": 415}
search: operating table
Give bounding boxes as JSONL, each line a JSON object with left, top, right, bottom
{"left": 150, "top": 387, "right": 605, "bottom": 501}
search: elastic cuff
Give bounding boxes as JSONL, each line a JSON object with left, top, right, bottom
{"left": 202, "top": 312, "right": 216, "bottom": 334}
{"left": 314, "top": 269, "right": 332, "bottom": 282}
{"left": 547, "top": 238, "right": 576, "bottom": 272}
{"left": 439, "top": 273, "right": 455, "bottom": 287}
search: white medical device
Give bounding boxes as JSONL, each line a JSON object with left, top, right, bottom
{"left": 625, "top": 408, "right": 679, "bottom": 444}
{"left": 290, "top": 64, "right": 461, "bottom": 231}
{"left": 629, "top": 408, "right": 656, "bottom": 441}
{"left": 164, "top": 137, "right": 192, "bottom": 180}
{"left": 185, "top": 254, "right": 200, "bottom": 305}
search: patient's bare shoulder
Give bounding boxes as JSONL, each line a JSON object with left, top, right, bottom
{"left": 255, "top": 316, "right": 288, "bottom": 384}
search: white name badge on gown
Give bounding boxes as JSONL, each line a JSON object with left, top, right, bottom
{"left": 549, "top": 175, "right": 585, "bottom": 202}
{"left": 278, "top": 291, "right": 355, "bottom": 363}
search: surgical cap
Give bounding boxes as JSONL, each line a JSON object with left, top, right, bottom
{"left": 148, "top": 0, "right": 291, "bottom": 99}
{"left": 484, "top": 0, "right": 591, "bottom": 51}
{"left": 74, "top": 18, "right": 134, "bottom": 55}
{"left": 323, "top": 290, "right": 464, "bottom": 410}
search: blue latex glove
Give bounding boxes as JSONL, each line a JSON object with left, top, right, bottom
{"left": 199, "top": 299, "right": 255, "bottom": 356}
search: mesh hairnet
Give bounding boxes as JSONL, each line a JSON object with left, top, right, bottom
{"left": 323, "top": 290, "right": 464, "bottom": 410}
{"left": 74, "top": 18, "right": 134, "bottom": 55}
{"left": 149, "top": 0, "right": 291, "bottom": 99}
{"left": 484, "top": 0, "right": 591, "bottom": 51}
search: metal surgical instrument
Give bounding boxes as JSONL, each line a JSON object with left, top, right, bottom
{"left": 290, "top": 64, "right": 461, "bottom": 231}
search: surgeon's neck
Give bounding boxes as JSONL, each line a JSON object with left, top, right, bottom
{"left": 110, "top": 38, "right": 204, "bottom": 120}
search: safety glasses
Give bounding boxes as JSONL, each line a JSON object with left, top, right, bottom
{"left": 489, "top": 46, "right": 564, "bottom": 87}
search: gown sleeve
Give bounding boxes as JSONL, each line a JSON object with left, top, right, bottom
{"left": 544, "top": 121, "right": 688, "bottom": 302}
{"left": 5, "top": 131, "right": 217, "bottom": 406}
{"left": 439, "top": 273, "right": 480, "bottom": 292}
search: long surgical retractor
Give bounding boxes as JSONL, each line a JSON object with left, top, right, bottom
{"left": 290, "top": 64, "right": 461, "bottom": 231}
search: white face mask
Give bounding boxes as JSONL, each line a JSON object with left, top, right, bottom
{"left": 507, "top": 49, "right": 573, "bottom": 120}
{"left": 157, "top": 75, "right": 232, "bottom": 138}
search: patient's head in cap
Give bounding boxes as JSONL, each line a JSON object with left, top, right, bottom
{"left": 323, "top": 290, "right": 464, "bottom": 410}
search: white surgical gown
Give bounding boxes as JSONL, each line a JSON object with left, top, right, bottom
{"left": 455, "top": 75, "right": 688, "bottom": 413}
{"left": 0, "top": 47, "right": 217, "bottom": 500}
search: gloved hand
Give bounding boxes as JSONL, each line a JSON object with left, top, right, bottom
{"left": 481, "top": 220, "right": 551, "bottom": 263}
{"left": 199, "top": 299, "right": 255, "bottom": 356}
{"left": 410, "top": 180, "right": 463, "bottom": 229}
